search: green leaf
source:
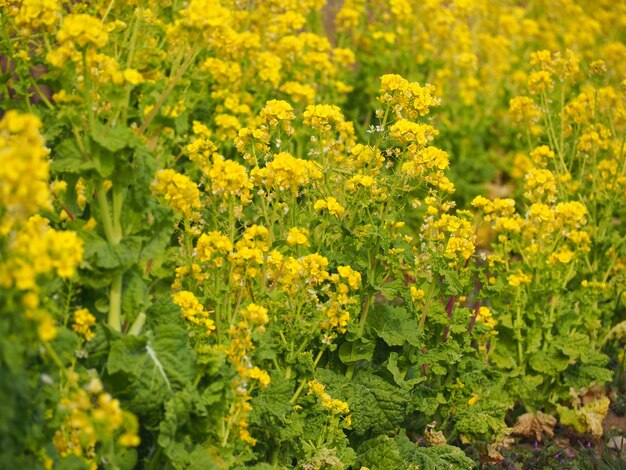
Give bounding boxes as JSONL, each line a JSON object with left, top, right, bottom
{"left": 529, "top": 350, "right": 569, "bottom": 375}
{"left": 367, "top": 304, "right": 422, "bottom": 347}
{"left": 357, "top": 434, "right": 416, "bottom": 468}
{"left": 317, "top": 370, "right": 408, "bottom": 435}
{"left": 249, "top": 373, "right": 294, "bottom": 422}
{"left": 121, "top": 270, "right": 150, "bottom": 321}
{"left": 338, "top": 338, "right": 375, "bottom": 364}
{"left": 357, "top": 434, "right": 473, "bottom": 469}
{"left": 92, "top": 122, "right": 138, "bottom": 152}
{"left": 411, "top": 443, "right": 475, "bottom": 469}
{"left": 107, "top": 324, "right": 195, "bottom": 425}
{"left": 386, "top": 352, "right": 425, "bottom": 390}
{"left": 157, "top": 386, "right": 226, "bottom": 470}
{"left": 51, "top": 139, "right": 95, "bottom": 173}
{"left": 553, "top": 332, "right": 589, "bottom": 360}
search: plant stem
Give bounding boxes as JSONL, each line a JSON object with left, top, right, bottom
{"left": 109, "top": 273, "right": 123, "bottom": 332}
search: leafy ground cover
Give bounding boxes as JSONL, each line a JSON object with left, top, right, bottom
{"left": 1, "top": 0, "right": 626, "bottom": 468}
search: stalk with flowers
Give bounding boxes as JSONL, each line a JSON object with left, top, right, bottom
{"left": 1, "top": 0, "right": 626, "bottom": 468}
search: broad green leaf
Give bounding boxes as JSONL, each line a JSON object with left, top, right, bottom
{"left": 317, "top": 369, "right": 408, "bottom": 435}
{"left": 51, "top": 139, "right": 95, "bottom": 173}
{"left": 529, "top": 350, "right": 569, "bottom": 375}
{"left": 338, "top": 338, "right": 375, "bottom": 364}
{"left": 367, "top": 304, "right": 422, "bottom": 347}
{"left": 92, "top": 122, "right": 138, "bottom": 152}
{"left": 358, "top": 434, "right": 473, "bottom": 469}
{"left": 107, "top": 325, "right": 195, "bottom": 424}
{"left": 386, "top": 352, "right": 425, "bottom": 390}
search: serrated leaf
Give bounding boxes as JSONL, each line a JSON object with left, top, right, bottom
{"left": 367, "top": 304, "right": 422, "bottom": 347}
{"left": 553, "top": 332, "right": 589, "bottom": 360}
{"left": 317, "top": 369, "right": 408, "bottom": 435}
{"left": 358, "top": 434, "right": 473, "bottom": 470}
{"left": 529, "top": 350, "right": 569, "bottom": 375}
{"left": 249, "top": 373, "right": 294, "bottom": 422}
{"left": 107, "top": 324, "right": 195, "bottom": 424}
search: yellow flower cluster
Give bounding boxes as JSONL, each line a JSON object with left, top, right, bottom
{"left": 322, "top": 265, "right": 362, "bottom": 333}
{"left": 260, "top": 99, "right": 296, "bottom": 135}
{"left": 205, "top": 154, "right": 253, "bottom": 205}
{"left": 11, "top": 0, "right": 61, "bottom": 35}
{"left": 307, "top": 380, "right": 351, "bottom": 425}
{"left": 1, "top": 215, "right": 83, "bottom": 291}
{"left": 303, "top": 104, "right": 345, "bottom": 132}
{"left": 251, "top": 152, "right": 322, "bottom": 195}
{"left": 286, "top": 227, "right": 310, "bottom": 247}
{"left": 151, "top": 169, "right": 202, "bottom": 220}
{"left": 196, "top": 231, "right": 232, "bottom": 267}
{"left": 229, "top": 225, "right": 270, "bottom": 281}
{"left": 379, "top": 74, "right": 440, "bottom": 118}
{"left": 476, "top": 306, "right": 496, "bottom": 330}
{"left": 172, "top": 290, "right": 216, "bottom": 336}
{"left": 0, "top": 111, "right": 51, "bottom": 235}
{"left": 240, "top": 303, "right": 269, "bottom": 327}
{"left": 54, "top": 377, "right": 140, "bottom": 467}
{"left": 56, "top": 14, "right": 108, "bottom": 49}
{"left": 73, "top": 308, "right": 96, "bottom": 341}
{"left": 314, "top": 197, "right": 345, "bottom": 218}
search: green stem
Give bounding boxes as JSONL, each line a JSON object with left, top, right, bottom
{"left": 96, "top": 187, "right": 115, "bottom": 245}
{"left": 111, "top": 184, "right": 123, "bottom": 243}
{"left": 109, "top": 273, "right": 123, "bottom": 332}
{"left": 418, "top": 281, "right": 438, "bottom": 331}
{"left": 357, "top": 294, "right": 373, "bottom": 336}
{"left": 138, "top": 49, "right": 199, "bottom": 135}
{"left": 289, "top": 349, "right": 325, "bottom": 404}
{"left": 128, "top": 312, "right": 146, "bottom": 336}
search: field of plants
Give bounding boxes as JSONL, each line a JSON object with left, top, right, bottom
{"left": 1, "top": 0, "right": 626, "bottom": 468}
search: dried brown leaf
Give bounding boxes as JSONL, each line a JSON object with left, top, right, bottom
{"left": 510, "top": 412, "right": 556, "bottom": 441}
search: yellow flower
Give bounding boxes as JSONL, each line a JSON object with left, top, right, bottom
{"left": 260, "top": 100, "right": 295, "bottom": 133}
{"left": 196, "top": 231, "right": 232, "bottom": 266}
{"left": 337, "top": 265, "right": 361, "bottom": 290}
{"left": 122, "top": 68, "right": 144, "bottom": 85}
{"left": 303, "top": 104, "right": 345, "bottom": 132}
{"left": 410, "top": 286, "right": 425, "bottom": 302}
{"left": 73, "top": 308, "right": 96, "bottom": 341}
{"left": 467, "top": 394, "right": 480, "bottom": 406}
{"left": 528, "top": 71, "right": 554, "bottom": 94}
{"left": 151, "top": 169, "right": 202, "bottom": 219}
{"left": 314, "top": 197, "right": 345, "bottom": 218}
{"left": 0, "top": 111, "right": 51, "bottom": 234}
{"left": 57, "top": 14, "right": 109, "bottom": 48}
{"left": 172, "top": 291, "right": 215, "bottom": 335}
{"left": 286, "top": 227, "right": 310, "bottom": 247}
{"left": 252, "top": 152, "right": 322, "bottom": 195}
{"left": 390, "top": 119, "right": 438, "bottom": 146}
{"left": 507, "top": 270, "right": 532, "bottom": 287}
{"left": 241, "top": 303, "right": 269, "bottom": 326}
{"left": 245, "top": 366, "right": 271, "bottom": 388}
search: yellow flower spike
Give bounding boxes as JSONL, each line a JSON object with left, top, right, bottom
{"left": 241, "top": 303, "right": 269, "bottom": 326}
{"left": 73, "top": 308, "right": 96, "bottom": 341}
{"left": 151, "top": 169, "right": 202, "bottom": 219}
{"left": 410, "top": 286, "right": 425, "bottom": 302}
{"left": 303, "top": 104, "right": 345, "bottom": 132}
